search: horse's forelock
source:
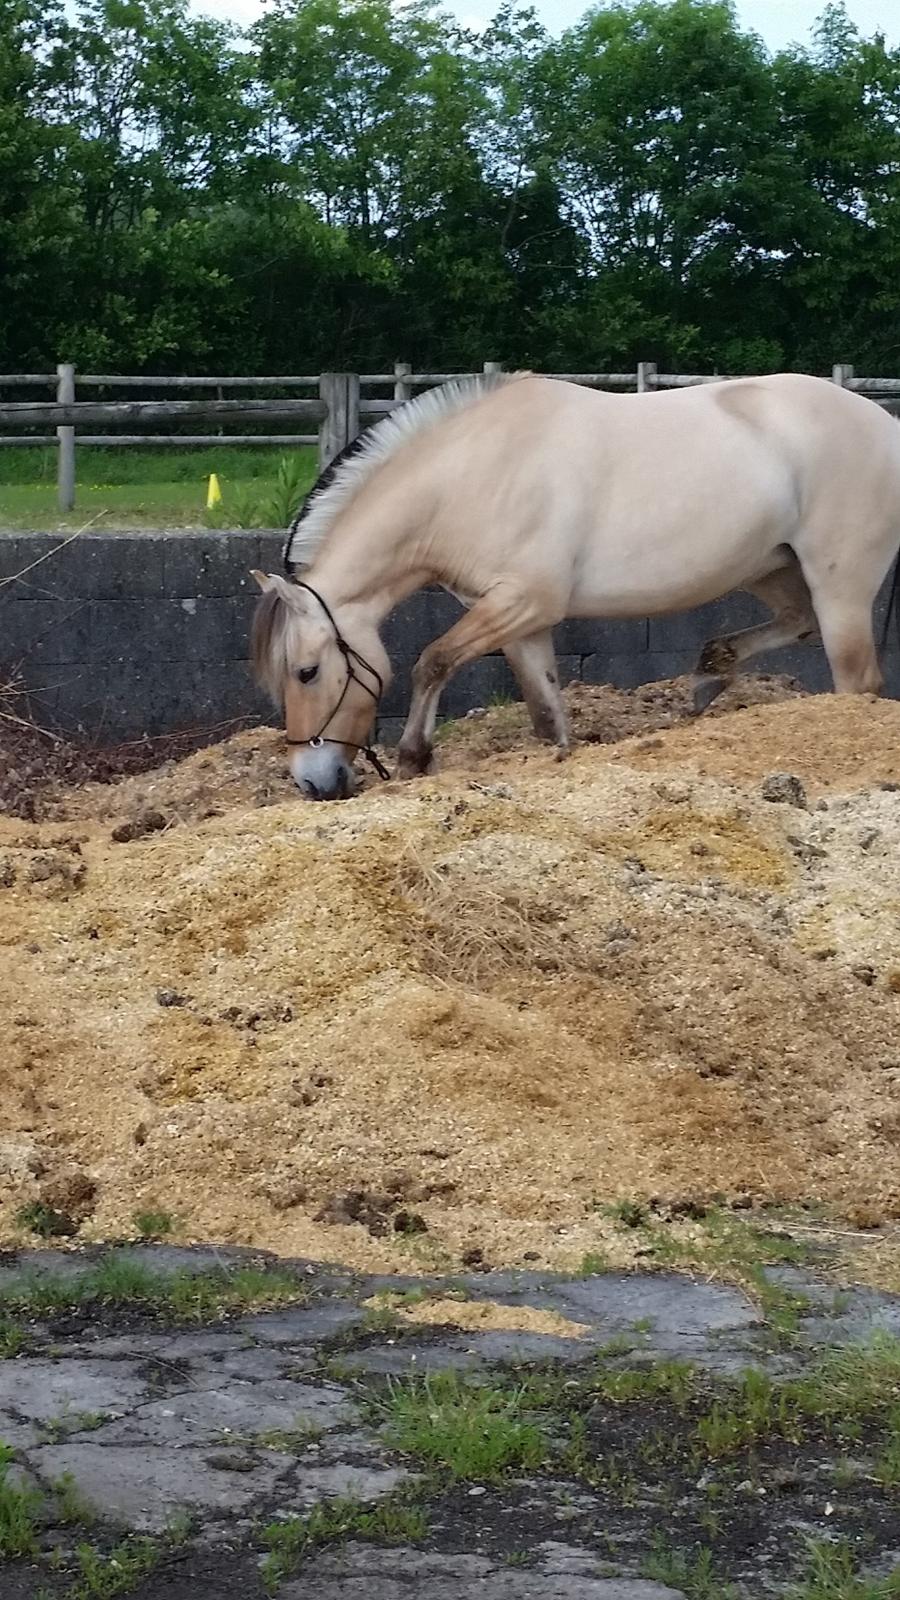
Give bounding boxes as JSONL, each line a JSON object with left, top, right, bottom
{"left": 251, "top": 585, "right": 294, "bottom": 705}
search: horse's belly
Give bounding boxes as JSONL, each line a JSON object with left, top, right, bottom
{"left": 569, "top": 501, "right": 790, "bottom": 618}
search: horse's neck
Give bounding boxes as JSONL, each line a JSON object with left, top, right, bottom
{"left": 308, "top": 498, "right": 432, "bottom": 621}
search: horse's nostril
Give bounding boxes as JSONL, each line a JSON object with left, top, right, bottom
{"left": 302, "top": 779, "right": 321, "bottom": 801}
{"left": 337, "top": 768, "right": 349, "bottom": 799}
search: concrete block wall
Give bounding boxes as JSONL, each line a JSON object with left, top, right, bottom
{"left": 1, "top": 530, "right": 897, "bottom": 744}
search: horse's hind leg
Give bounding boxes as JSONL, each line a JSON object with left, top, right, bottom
{"left": 692, "top": 557, "right": 818, "bottom": 714}
{"left": 502, "top": 630, "right": 571, "bottom": 756}
{"left": 808, "top": 596, "right": 883, "bottom": 695}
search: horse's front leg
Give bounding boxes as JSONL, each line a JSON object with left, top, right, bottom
{"left": 397, "top": 585, "right": 551, "bottom": 779}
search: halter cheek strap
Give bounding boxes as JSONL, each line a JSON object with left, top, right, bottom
{"left": 285, "top": 581, "right": 391, "bottom": 781}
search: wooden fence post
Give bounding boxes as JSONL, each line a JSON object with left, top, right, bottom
{"left": 319, "top": 373, "right": 347, "bottom": 470}
{"left": 318, "top": 373, "right": 361, "bottom": 469}
{"left": 346, "top": 372, "right": 360, "bottom": 447}
{"left": 832, "top": 363, "right": 855, "bottom": 386}
{"left": 637, "top": 361, "right": 657, "bottom": 393}
{"left": 57, "top": 362, "right": 75, "bottom": 511}
{"left": 394, "top": 361, "right": 412, "bottom": 404}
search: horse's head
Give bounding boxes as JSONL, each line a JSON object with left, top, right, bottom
{"left": 250, "top": 572, "right": 391, "bottom": 800}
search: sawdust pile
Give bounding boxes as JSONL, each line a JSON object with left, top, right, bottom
{"left": 3, "top": 683, "right": 900, "bottom": 1274}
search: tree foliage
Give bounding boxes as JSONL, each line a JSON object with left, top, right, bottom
{"left": 1, "top": 0, "right": 898, "bottom": 372}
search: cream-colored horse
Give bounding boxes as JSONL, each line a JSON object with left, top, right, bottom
{"left": 251, "top": 372, "right": 900, "bottom": 800}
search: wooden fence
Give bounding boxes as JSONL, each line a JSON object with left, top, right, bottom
{"left": 0, "top": 359, "right": 898, "bottom": 512}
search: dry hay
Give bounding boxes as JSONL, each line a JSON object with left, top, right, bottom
{"left": 3, "top": 684, "right": 900, "bottom": 1276}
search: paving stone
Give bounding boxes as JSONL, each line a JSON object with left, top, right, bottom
{"left": 288, "top": 1460, "right": 409, "bottom": 1508}
{"left": 236, "top": 1302, "right": 365, "bottom": 1344}
{"left": 84, "top": 1378, "right": 355, "bottom": 1446}
{"left": 71, "top": 1331, "right": 248, "bottom": 1361}
{"left": 26, "top": 1440, "right": 292, "bottom": 1532}
{"left": 0, "top": 1412, "right": 42, "bottom": 1449}
{"left": 283, "top": 1546, "right": 686, "bottom": 1599}
{"left": 549, "top": 1272, "right": 758, "bottom": 1344}
{"left": 0, "top": 1358, "right": 148, "bottom": 1423}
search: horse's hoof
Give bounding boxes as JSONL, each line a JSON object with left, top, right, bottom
{"left": 554, "top": 744, "right": 572, "bottom": 763}
{"left": 396, "top": 744, "right": 433, "bottom": 780}
{"left": 692, "top": 675, "right": 726, "bottom": 716}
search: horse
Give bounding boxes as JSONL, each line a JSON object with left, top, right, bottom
{"left": 250, "top": 371, "right": 900, "bottom": 800}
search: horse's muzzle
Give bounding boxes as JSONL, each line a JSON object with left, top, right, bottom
{"left": 289, "top": 744, "right": 357, "bottom": 801}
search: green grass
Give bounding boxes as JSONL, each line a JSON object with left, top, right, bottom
{"left": 0, "top": 444, "right": 317, "bottom": 530}
{"left": 260, "top": 1497, "right": 427, "bottom": 1590}
{"left": 131, "top": 1209, "right": 175, "bottom": 1240}
{"left": 67, "top": 1536, "right": 161, "bottom": 1599}
{"left": 788, "top": 1538, "right": 900, "bottom": 1598}
{"left": 379, "top": 1370, "right": 546, "bottom": 1481}
{"left": 41, "top": 1412, "right": 109, "bottom": 1445}
{"left": 0, "top": 1252, "right": 306, "bottom": 1323}
{"left": 0, "top": 1318, "right": 27, "bottom": 1358}
{"left": 0, "top": 1444, "right": 41, "bottom": 1560}
{"left": 642, "top": 1540, "right": 737, "bottom": 1599}
{"left": 16, "top": 1201, "right": 77, "bottom": 1239}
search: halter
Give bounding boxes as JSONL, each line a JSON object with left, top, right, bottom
{"left": 284, "top": 581, "right": 391, "bottom": 781}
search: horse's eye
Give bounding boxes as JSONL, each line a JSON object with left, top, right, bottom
{"left": 296, "top": 665, "right": 318, "bottom": 684}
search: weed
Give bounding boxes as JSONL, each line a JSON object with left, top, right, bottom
{"left": 163, "top": 1508, "right": 195, "bottom": 1546}
{"left": 560, "top": 1414, "right": 638, "bottom": 1501}
{"left": 380, "top": 1371, "right": 546, "bottom": 1481}
{"left": 872, "top": 1409, "right": 900, "bottom": 1488}
{"left": 254, "top": 1422, "right": 323, "bottom": 1454}
{"left": 0, "top": 1449, "right": 40, "bottom": 1559}
{"left": 132, "top": 1209, "right": 175, "bottom": 1240}
{"left": 262, "top": 455, "right": 311, "bottom": 527}
{"left": 787, "top": 1536, "right": 900, "bottom": 1598}
{"left": 53, "top": 1471, "right": 95, "bottom": 1526}
{"left": 0, "top": 1252, "right": 305, "bottom": 1324}
{"left": 69, "top": 1536, "right": 160, "bottom": 1599}
{"left": 576, "top": 1251, "right": 610, "bottom": 1277}
{"left": 642, "top": 1539, "right": 736, "bottom": 1599}
{"left": 15, "top": 1201, "right": 75, "bottom": 1239}
{"left": 0, "top": 1319, "right": 26, "bottom": 1358}
{"left": 42, "top": 1410, "right": 109, "bottom": 1444}
{"left": 591, "top": 1357, "right": 696, "bottom": 1410}
{"left": 260, "top": 1497, "right": 427, "bottom": 1589}
{"left": 604, "top": 1198, "right": 650, "bottom": 1229}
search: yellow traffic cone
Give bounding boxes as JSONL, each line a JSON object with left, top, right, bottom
{"left": 206, "top": 473, "right": 222, "bottom": 510}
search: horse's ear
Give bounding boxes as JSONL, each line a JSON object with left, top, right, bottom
{"left": 250, "top": 569, "right": 273, "bottom": 592}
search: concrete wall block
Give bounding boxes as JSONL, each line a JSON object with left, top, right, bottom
{"left": 0, "top": 595, "right": 91, "bottom": 667}
{"left": 27, "top": 665, "right": 111, "bottom": 737}
{"left": 257, "top": 531, "right": 287, "bottom": 574}
{"left": 88, "top": 598, "right": 238, "bottom": 664}
{"left": 648, "top": 593, "right": 767, "bottom": 651}
{"left": 752, "top": 644, "right": 832, "bottom": 691}
{"left": 374, "top": 716, "right": 405, "bottom": 748}
{"left": 164, "top": 530, "right": 260, "bottom": 599}
{"left": 441, "top": 656, "right": 519, "bottom": 714}
{"left": 555, "top": 616, "right": 649, "bottom": 655}
{"left": 581, "top": 650, "right": 698, "bottom": 689}
{"left": 12, "top": 533, "right": 168, "bottom": 600}
{"left": 0, "top": 534, "right": 22, "bottom": 583}
{"left": 555, "top": 654, "right": 582, "bottom": 686}
{"left": 63, "top": 660, "right": 269, "bottom": 741}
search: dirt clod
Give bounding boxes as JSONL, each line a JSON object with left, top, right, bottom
{"left": 761, "top": 773, "right": 808, "bottom": 807}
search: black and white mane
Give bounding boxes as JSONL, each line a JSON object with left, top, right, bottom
{"left": 282, "top": 371, "right": 518, "bottom": 576}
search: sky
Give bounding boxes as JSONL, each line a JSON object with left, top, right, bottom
{"left": 193, "top": 0, "right": 900, "bottom": 47}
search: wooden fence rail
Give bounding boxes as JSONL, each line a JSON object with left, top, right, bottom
{"left": 0, "top": 359, "right": 896, "bottom": 512}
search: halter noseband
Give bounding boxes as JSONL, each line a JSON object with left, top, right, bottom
{"left": 284, "top": 581, "right": 390, "bottom": 781}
